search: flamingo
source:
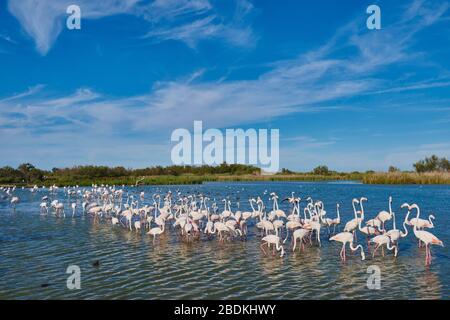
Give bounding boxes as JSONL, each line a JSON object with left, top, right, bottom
{"left": 407, "top": 214, "right": 435, "bottom": 230}
{"left": 292, "top": 228, "right": 310, "bottom": 252}
{"left": 283, "top": 198, "right": 302, "bottom": 243}
{"left": 111, "top": 217, "right": 119, "bottom": 226}
{"left": 270, "top": 193, "right": 286, "bottom": 219}
{"left": 369, "top": 234, "right": 398, "bottom": 258}
{"left": 40, "top": 202, "right": 48, "bottom": 215}
{"left": 376, "top": 196, "right": 393, "bottom": 231}
{"left": 323, "top": 203, "right": 341, "bottom": 234}
{"left": 330, "top": 231, "right": 365, "bottom": 261}
{"left": 134, "top": 221, "right": 141, "bottom": 233}
{"left": 11, "top": 196, "right": 19, "bottom": 210}
{"left": 385, "top": 203, "right": 410, "bottom": 244}
{"left": 409, "top": 204, "right": 444, "bottom": 266}
{"left": 260, "top": 228, "right": 285, "bottom": 258}
{"left": 147, "top": 223, "right": 165, "bottom": 244}
{"left": 357, "top": 197, "right": 380, "bottom": 251}
{"left": 343, "top": 198, "right": 361, "bottom": 239}
{"left": 71, "top": 203, "right": 77, "bottom": 217}
{"left": 303, "top": 205, "right": 321, "bottom": 246}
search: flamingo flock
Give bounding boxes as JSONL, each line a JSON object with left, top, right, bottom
{"left": 0, "top": 185, "right": 444, "bottom": 266}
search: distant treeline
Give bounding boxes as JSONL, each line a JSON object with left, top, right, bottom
{"left": 0, "top": 155, "right": 449, "bottom": 186}
{"left": 0, "top": 163, "right": 260, "bottom": 185}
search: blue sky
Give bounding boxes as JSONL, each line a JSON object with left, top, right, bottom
{"left": 0, "top": 0, "right": 450, "bottom": 171}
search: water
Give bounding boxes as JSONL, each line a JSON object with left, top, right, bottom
{"left": 0, "top": 181, "right": 449, "bottom": 299}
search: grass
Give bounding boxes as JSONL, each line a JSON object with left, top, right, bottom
{"left": 2, "top": 172, "right": 450, "bottom": 187}
{"left": 362, "top": 172, "right": 450, "bottom": 185}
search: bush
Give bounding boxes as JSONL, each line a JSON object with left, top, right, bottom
{"left": 312, "top": 165, "right": 330, "bottom": 175}
{"left": 388, "top": 166, "right": 400, "bottom": 173}
{"left": 414, "top": 155, "right": 450, "bottom": 173}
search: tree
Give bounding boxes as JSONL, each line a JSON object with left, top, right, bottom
{"left": 414, "top": 155, "right": 450, "bottom": 173}
{"left": 313, "top": 165, "right": 330, "bottom": 175}
{"left": 388, "top": 166, "right": 400, "bottom": 173}
{"left": 280, "top": 168, "right": 294, "bottom": 174}
{"left": 440, "top": 158, "right": 450, "bottom": 171}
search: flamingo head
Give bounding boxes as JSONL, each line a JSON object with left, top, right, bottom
{"left": 400, "top": 203, "right": 410, "bottom": 210}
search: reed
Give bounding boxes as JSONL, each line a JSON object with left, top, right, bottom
{"left": 363, "top": 172, "right": 450, "bottom": 185}
{"left": 3, "top": 171, "right": 450, "bottom": 187}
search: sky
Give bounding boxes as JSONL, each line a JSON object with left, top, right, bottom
{"left": 0, "top": 0, "right": 450, "bottom": 172}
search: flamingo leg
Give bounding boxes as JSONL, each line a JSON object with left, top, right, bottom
{"left": 260, "top": 242, "right": 267, "bottom": 255}
{"left": 429, "top": 247, "right": 432, "bottom": 265}
{"left": 343, "top": 244, "right": 346, "bottom": 262}
{"left": 425, "top": 244, "right": 431, "bottom": 265}
{"left": 372, "top": 244, "right": 380, "bottom": 258}
{"left": 366, "top": 237, "right": 371, "bottom": 254}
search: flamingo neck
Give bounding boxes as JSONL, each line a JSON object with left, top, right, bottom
{"left": 413, "top": 206, "right": 420, "bottom": 235}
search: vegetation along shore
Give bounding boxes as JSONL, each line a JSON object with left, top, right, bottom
{"left": 1, "top": 155, "right": 449, "bottom": 186}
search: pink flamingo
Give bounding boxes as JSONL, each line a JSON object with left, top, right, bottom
{"left": 409, "top": 204, "right": 444, "bottom": 266}
{"left": 330, "top": 231, "right": 365, "bottom": 261}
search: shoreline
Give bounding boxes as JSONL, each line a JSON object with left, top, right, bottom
{"left": 2, "top": 172, "right": 450, "bottom": 187}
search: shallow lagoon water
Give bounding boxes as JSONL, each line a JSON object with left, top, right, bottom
{"left": 0, "top": 181, "right": 449, "bottom": 299}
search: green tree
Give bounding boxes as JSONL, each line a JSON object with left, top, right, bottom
{"left": 414, "top": 155, "right": 450, "bottom": 173}
{"left": 313, "top": 165, "right": 330, "bottom": 175}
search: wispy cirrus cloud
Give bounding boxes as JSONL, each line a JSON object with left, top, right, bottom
{"left": 7, "top": 0, "right": 255, "bottom": 55}
{"left": 142, "top": 0, "right": 255, "bottom": 47}
{"left": 7, "top": 0, "right": 139, "bottom": 55}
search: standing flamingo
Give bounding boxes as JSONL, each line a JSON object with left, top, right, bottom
{"left": 11, "top": 196, "right": 19, "bottom": 210}
{"left": 369, "top": 234, "right": 398, "bottom": 258}
{"left": 376, "top": 196, "right": 393, "bottom": 231}
{"left": 343, "top": 198, "right": 361, "bottom": 240}
{"left": 385, "top": 203, "right": 410, "bottom": 244}
{"left": 409, "top": 204, "right": 443, "bottom": 266}
{"left": 71, "top": 203, "right": 77, "bottom": 217}
{"left": 329, "top": 232, "right": 365, "bottom": 261}
{"left": 260, "top": 229, "right": 285, "bottom": 258}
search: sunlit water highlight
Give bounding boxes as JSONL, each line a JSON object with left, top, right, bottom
{"left": 0, "top": 182, "right": 449, "bottom": 299}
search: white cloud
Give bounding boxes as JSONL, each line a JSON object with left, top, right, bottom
{"left": 141, "top": 0, "right": 255, "bottom": 48}
{"left": 7, "top": 0, "right": 255, "bottom": 55}
{"left": 7, "top": 0, "right": 139, "bottom": 55}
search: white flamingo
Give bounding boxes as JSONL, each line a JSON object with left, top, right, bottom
{"left": 71, "top": 203, "right": 77, "bottom": 217}
{"left": 260, "top": 228, "right": 285, "bottom": 258}
{"left": 409, "top": 204, "right": 443, "bottom": 266}
{"left": 330, "top": 231, "right": 365, "bottom": 261}
{"left": 369, "top": 234, "right": 398, "bottom": 258}
{"left": 376, "top": 196, "right": 393, "bottom": 231}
